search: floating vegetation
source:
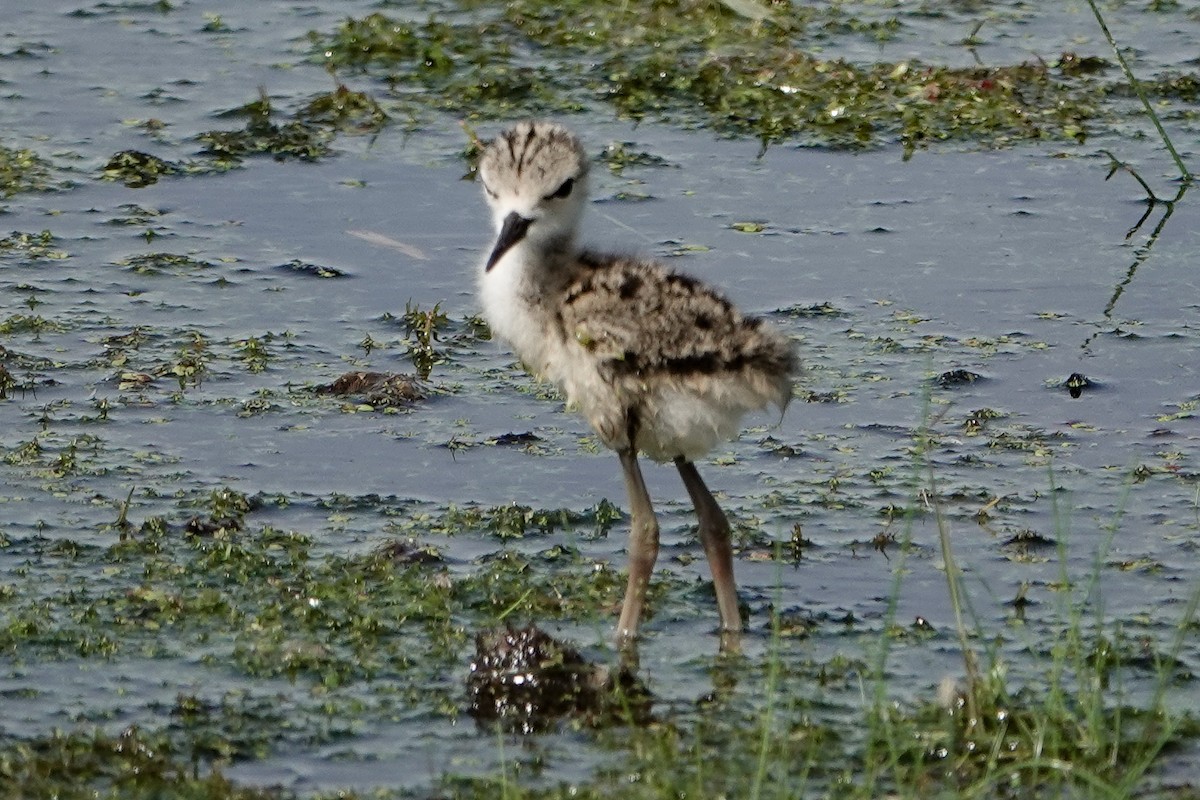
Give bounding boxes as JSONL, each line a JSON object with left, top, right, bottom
{"left": 936, "top": 368, "right": 984, "bottom": 388}
{"left": 117, "top": 252, "right": 214, "bottom": 276}
{"left": 155, "top": 330, "right": 209, "bottom": 390}
{"left": 2, "top": 4, "right": 1198, "bottom": 797}
{"left": 0, "top": 230, "right": 69, "bottom": 261}
{"left": 0, "top": 314, "right": 67, "bottom": 336}
{"left": 402, "top": 300, "right": 449, "bottom": 379}
{"left": 310, "top": 13, "right": 583, "bottom": 118}
{"left": 313, "top": 14, "right": 457, "bottom": 72}
{"left": 104, "top": 203, "right": 164, "bottom": 226}
{"left": 600, "top": 141, "right": 673, "bottom": 173}
{"left": 776, "top": 301, "right": 847, "bottom": 318}
{"left": 1001, "top": 527, "right": 1059, "bottom": 559}
{"left": 0, "top": 144, "right": 57, "bottom": 197}
{"left": 232, "top": 336, "right": 273, "bottom": 374}
{"left": 297, "top": 83, "right": 389, "bottom": 133}
{"left": 101, "top": 149, "right": 181, "bottom": 187}
{"left": 273, "top": 258, "right": 348, "bottom": 278}
{"left": 198, "top": 92, "right": 332, "bottom": 164}
{"left": 198, "top": 119, "right": 331, "bottom": 163}
{"left": 309, "top": 5, "right": 1108, "bottom": 154}
{"left": 1057, "top": 51, "right": 1112, "bottom": 77}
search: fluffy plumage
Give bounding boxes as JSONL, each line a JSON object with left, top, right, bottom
{"left": 478, "top": 121, "right": 795, "bottom": 461}
{"left": 476, "top": 120, "right": 797, "bottom": 642}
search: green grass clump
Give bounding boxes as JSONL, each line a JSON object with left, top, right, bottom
{"left": 0, "top": 464, "right": 1194, "bottom": 798}
{"left": 431, "top": 481, "right": 1199, "bottom": 800}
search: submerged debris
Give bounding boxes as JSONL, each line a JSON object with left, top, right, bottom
{"left": 183, "top": 515, "right": 243, "bottom": 537}
{"left": 1001, "top": 528, "right": 1058, "bottom": 557}
{"left": 491, "top": 432, "right": 541, "bottom": 446}
{"left": 1064, "top": 372, "right": 1093, "bottom": 399}
{"left": 963, "top": 407, "right": 1004, "bottom": 434}
{"left": 274, "top": 259, "right": 349, "bottom": 279}
{"left": 318, "top": 371, "right": 425, "bottom": 407}
{"left": 374, "top": 537, "right": 443, "bottom": 566}
{"left": 936, "top": 369, "right": 983, "bottom": 388}
{"left": 466, "top": 625, "right": 646, "bottom": 733}
{"left": 118, "top": 252, "right": 214, "bottom": 275}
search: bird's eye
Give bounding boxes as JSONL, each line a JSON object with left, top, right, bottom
{"left": 546, "top": 177, "right": 574, "bottom": 201}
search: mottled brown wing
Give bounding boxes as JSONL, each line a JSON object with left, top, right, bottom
{"left": 559, "top": 255, "right": 794, "bottom": 381}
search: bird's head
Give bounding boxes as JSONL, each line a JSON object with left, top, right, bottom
{"left": 478, "top": 120, "right": 590, "bottom": 272}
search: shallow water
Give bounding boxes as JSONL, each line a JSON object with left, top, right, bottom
{"left": 3, "top": 1, "right": 1200, "bottom": 794}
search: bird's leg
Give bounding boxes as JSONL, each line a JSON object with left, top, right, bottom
{"left": 616, "top": 447, "right": 660, "bottom": 645}
{"left": 675, "top": 458, "right": 742, "bottom": 638}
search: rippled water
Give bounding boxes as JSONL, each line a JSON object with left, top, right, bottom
{"left": 3, "top": 1, "right": 1199, "bottom": 793}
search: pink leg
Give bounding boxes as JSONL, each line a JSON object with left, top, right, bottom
{"left": 675, "top": 457, "right": 742, "bottom": 638}
{"left": 615, "top": 448, "right": 660, "bottom": 643}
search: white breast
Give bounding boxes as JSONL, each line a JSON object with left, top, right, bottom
{"left": 479, "top": 251, "right": 556, "bottom": 378}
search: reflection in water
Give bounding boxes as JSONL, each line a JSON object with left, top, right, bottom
{"left": 1081, "top": 154, "right": 1191, "bottom": 356}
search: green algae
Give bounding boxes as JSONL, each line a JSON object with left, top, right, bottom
{"left": 0, "top": 727, "right": 283, "bottom": 800}
{"left": 0, "top": 314, "right": 68, "bottom": 336}
{"left": 107, "top": 88, "right": 377, "bottom": 180}
{"left": 0, "top": 7, "right": 1197, "bottom": 798}
{"left": 198, "top": 92, "right": 332, "bottom": 164}
{"left": 198, "top": 118, "right": 332, "bottom": 164}
{"left": 307, "top": 3, "right": 1112, "bottom": 154}
{"left": 0, "top": 488, "right": 642, "bottom": 680}
{"left": 0, "top": 144, "right": 57, "bottom": 197}
{"left": 101, "top": 150, "right": 182, "bottom": 188}
{"left": 0, "top": 230, "right": 69, "bottom": 261}
{"left": 297, "top": 83, "right": 390, "bottom": 134}
{"left": 118, "top": 252, "right": 215, "bottom": 276}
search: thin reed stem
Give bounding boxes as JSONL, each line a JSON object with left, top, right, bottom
{"left": 926, "top": 457, "right": 982, "bottom": 715}
{"left": 1083, "top": 0, "right": 1192, "bottom": 183}
{"left": 748, "top": 566, "right": 784, "bottom": 800}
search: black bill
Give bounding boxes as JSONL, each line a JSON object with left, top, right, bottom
{"left": 485, "top": 211, "right": 533, "bottom": 272}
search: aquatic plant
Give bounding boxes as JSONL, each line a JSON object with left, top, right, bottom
{"left": 0, "top": 230, "right": 69, "bottom": 261}
{"left": 297, "top": 83, "right": 390, "bottom": 134}
{"left": 101, "top": 150, "right": 181, "bottom": 187}
{"left": 1083, "top": 0, "right": 1192, "bottom": 183}
{"left": 0, "top": 144, "right": 56, "bottom": 197}
{"left": 198, "top": 92, "right": 333, "bottom": 164}
{"left": 309, "top": 4, "right": 1107, "bottom": 154}
{"left": 402, "top": 299, "right": 449, "bottom": 380}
